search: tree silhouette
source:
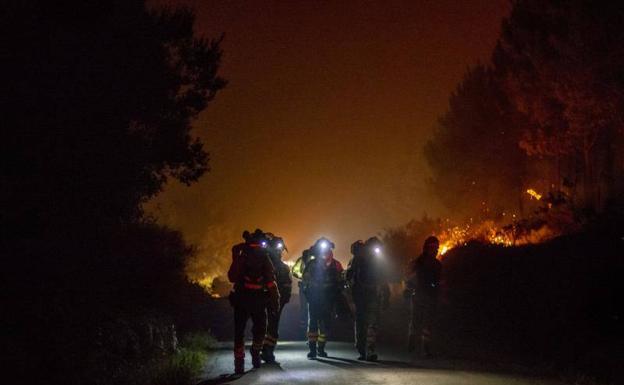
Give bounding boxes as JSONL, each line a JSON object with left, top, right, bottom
{"left": 3, "top": 2, "right": 226, "bottom": 383}
{"left": 4, "top": 1, "right": 226, "bottom": 233}
{"left": 424, "top": 65, "right": 527, "bottom": 219}
{"left": 494, "top": 0, "right": 624, "bottom": 211}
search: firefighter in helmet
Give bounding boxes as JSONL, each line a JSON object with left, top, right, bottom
{"left": 261, "top": 234, "right": 292, "bottom": 363}
{"left": 405, "top": 236, "right": 442, "bottom": 357}
{"left": 301, "top": 237, "right": 344, "bottom": 359}
{"left": 228, "top": 229, "right": 280, "bottom": 374}
{"left": 345, "top": 237, "right": 390, "bottom": 361}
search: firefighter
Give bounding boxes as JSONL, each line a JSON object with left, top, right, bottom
{"left": 261, "top": 235, "right": 292, "bottom": 363}
{"left": 301, "top": 237, "right": 344, "bottom": 359}
{"left": 228, "top": 229, "right": 280, "bottom": 374}
{"left": 405, "top": 236, "right": 442, "bottom": 357}
{"left": 345, "top": 237, "right": 390, "bottom": 361}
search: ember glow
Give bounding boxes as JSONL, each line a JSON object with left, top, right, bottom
{"left": 526, "top": 189, "right": 543, "bottom": 200}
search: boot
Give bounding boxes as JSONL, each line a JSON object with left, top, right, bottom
{"left": 366, "top": 353, "right": 378, "bottom": 362}
{"left": 261, "top": 345, "right": 275, "bottom": 363}
{"left": 317, "top": 343, "right": 327, "bottom": 358}
{"left": 251, "top": 349, "right": 262, "bottom": 368}
{"left": 234, "top": 358, "right": 245, "bottom": 374}
{"left": 307, "top": 342, "right": 317, "bottom": 359}
{"left": 357, "top": 347, "right": 366, "bottom": 360}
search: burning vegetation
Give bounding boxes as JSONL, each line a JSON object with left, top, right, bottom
{"left": 382, "top": 185, "right": 584, "bottom": 269}
{"left": 437, "top": 189, "right": 567, "bottom": 257}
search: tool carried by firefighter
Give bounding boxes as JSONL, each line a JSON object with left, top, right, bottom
{"left": 228, "top": 229, "right": 280, "bottom": 374}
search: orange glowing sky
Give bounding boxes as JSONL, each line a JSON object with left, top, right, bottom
{"left": 147, "top": 0, "right": 510, "bottom": 278}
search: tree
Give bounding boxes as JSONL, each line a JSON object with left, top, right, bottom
{"left": 4, "top": 0, "right": 226, "bottom": 234}
{"left": 2, "top": 2, "right": 226, "bottom": 383}
{"left": 494, "top": 0, "right": 624, "bottom": 211}
{"left": 424, "top": 65, "right": 527, "bottom": 220}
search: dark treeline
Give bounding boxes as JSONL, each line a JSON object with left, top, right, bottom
{"left": 425, "top": 0, "right": 624, "bottom": 221}
{"left": 3, "top": 1, "right": 225, "bottom": 384}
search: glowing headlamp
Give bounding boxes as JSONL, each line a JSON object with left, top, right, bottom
{"left": 261, "top": 241, "right": 267, "bottom": 248}
{"left": 374, "top": 246, "right": 381, "bottom": 255}
{"left": 276, "top": 242, "right": 283, "bottom": 249}
{"left": 320, "top": 241, "right": 328, "bottom": 250}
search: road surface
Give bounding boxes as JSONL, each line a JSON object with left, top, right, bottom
{"left": 198, "top": 341, "right": 563, "bottom": 385}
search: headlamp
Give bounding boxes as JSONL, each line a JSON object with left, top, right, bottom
{"left": 374, "top": 246, "right": 381, "bottom": 255}
{"left": 276, "top": 242, "right": 283, "bottom": 249}
{"left": 320, "top": 241, "right": 328, "bottom": 250}
{"left": 261, "top": 241, "right": 267, "bottom": 248}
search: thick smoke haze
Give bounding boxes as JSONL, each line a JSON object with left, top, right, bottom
{"left": 146, "top": 0, "right": 510, "bottom": 283}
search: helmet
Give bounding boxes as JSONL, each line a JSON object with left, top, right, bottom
{"left": 314, "top": 237, "right": 335, "bottom": 251}
{"left": 365, "top": 237, "right": 383, "bottom": 256}
{"left": 365, "top": 236, "right": 382, "bottom": 247}
{"left": 249, "top": 229, "right": 268, "bottom": 247}
{"left": 424, "top": 235, "right": 439, "bottom": 246}
{"left": 269, "top": 236, "right": 287, "bottom": 252}
{"left": 350, "top": 240, "right": 364, "bottom": 255}
{"left": 423, "top": 236, "right": 440, "bottom": 254}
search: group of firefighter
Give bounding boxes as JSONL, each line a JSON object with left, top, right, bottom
{"left": 227, "top": 228, "right": 442, "bottom": 374}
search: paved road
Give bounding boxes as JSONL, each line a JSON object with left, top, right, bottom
{"left": 198, "top": 341, "right": 563, "bottom": 385}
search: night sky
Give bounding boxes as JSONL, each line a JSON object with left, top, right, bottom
{"left": 146, "top": 0, "right": 510, "bottom": 279}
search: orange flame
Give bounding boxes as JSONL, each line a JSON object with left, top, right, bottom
{"left": 437, "top": 215, "right": 555, "bottom": 258}
{"left": 526, "top": 188, "right": 542, "bottom": 200}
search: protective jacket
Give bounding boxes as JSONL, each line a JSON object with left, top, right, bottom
{"left": 405, "top": 253, "right": 441, "bottom": 298}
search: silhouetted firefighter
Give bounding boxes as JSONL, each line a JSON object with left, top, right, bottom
{"left": 301, "top": 237, "right": 344, "bottom": 358}
{"left": 345, "top": 237, "right": 390, "bottom": 361}
{"left": 228, "top": 229, "right": 279, "bottom": 374}
{"left": 405, "top": 236, "right": 442, "bottom": 357}
{"left": 261, "top": 234, "right": 292, "bottom": 363}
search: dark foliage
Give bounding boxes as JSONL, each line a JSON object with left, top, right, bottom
{"left": 2, "top": 1, "right": 224, "bottom": 384}
{"left": 438, "top": 225, "right": 624, "bottom": 383}
{"left": 4, "top": 0, "right": 225, "bottom": 229}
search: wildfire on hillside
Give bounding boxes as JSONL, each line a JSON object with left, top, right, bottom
{"left": 437, "top": 188, "right": 562, "bottom": 258}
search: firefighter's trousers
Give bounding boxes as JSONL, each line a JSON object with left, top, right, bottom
{"left": 353, "top": 289, "right": 381, "bottom": 356}
{"left": 307, "top": 295, "right": 332, "bottom": 348}
{"left": 264, "top": 301, "right": 286, "bottom": 349}
{"left": 408, "top": 293, "right": 438, "bottom": 347}
{"left": 232, "top": 290, "right": 267, "bottom": 360}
